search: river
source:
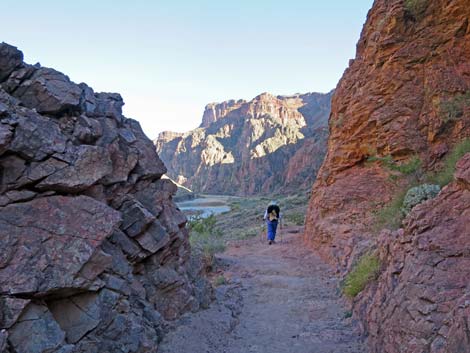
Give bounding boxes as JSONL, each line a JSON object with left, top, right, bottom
{"left": 176, "top": 195, "right": 233, "bottom": 218}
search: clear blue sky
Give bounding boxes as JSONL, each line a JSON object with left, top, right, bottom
{"left": 1, "top": 0, "right": 373, "bottom": 139}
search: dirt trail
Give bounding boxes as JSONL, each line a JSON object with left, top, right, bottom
{"left": 159, "top": 228, "right": 365, "bottom": 353}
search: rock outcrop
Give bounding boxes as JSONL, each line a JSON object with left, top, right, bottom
{"left": 304, "top": 0, "right": 470, "bottom": 352}
{"left": 0, "top": 42, "right": 211, "bottom": 353}
{"left": 356, "top": 154, "right": 470, "bottom": 352}
{"left": 155, "top": 91, "right": 332, "bottom": 195}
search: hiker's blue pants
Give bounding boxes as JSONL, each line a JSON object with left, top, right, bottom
{"left": 267, "top": 220, "right": 278, "bottom": 241}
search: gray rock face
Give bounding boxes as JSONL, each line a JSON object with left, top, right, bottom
{"left": 0, "top": 43, "right": 22, "bottom": 82}
{"left": 11, "top": 67, "right": 82, "bottom": 115}
{"left": 0, "top": 42, "right": 211, "bottom": 353}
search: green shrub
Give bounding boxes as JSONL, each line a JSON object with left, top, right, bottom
{"left": 390, "top": 156, "right": 422, "bottom": 175}
{"left": 367, "top": 154, "right": 394, "bottom": 167}
{"left": 374, "top": 189, "right": 408, "bottom": 231}
{"left": 368, "top": 154, "right": 422, "bottom": 176}
{"left": 190, "top": 231, "right": 225, "bottom": 269}
{"left": 404, "top": 0, "right": 428, "bottom": 18}
{"left": 427, "top": 139, "right": 470, "bottom": 186}
{"left": 343, "top": 254, "right": 380, "bottom": 298}
{"left": 188, "top": 214, "right": 220, "bottom": 235}
{"left": 213, "top": 275, "right": 227, "bottom": 286}
{"left": 440, "top": 92, "right": 470, "bottom": 123}
{"left": 188, "top": 214, "right": 225, "bottom": 269}
{"left": 402, "top": 184, "right": 440, "bottom": 214}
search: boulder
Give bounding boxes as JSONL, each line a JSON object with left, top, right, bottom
{"left": 0, "top": 196, "right": 121, "bottom": 295}
{"left": 12, "top": 67, "right": 82, "bottom": 115}
{"left": 8, "top": 112, "right": 67, "bottom": 160}
{"left": 0, "top": 123, "right": 13, "bottom": 156}
{"left": 0, "top": 42, "right": 23, "bottom": 82}
{"left": 37, "top": 145, "right": 113, "bottom": 192}
{"left": 8, "top": 304, "right": 66, "bottom": 353}
{"left": 49, "top": 293, "right": 101, "bottom": 344}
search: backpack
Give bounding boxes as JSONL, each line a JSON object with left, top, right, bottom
{"left": 267, "top": 205, "right": 280, "bottom": 221}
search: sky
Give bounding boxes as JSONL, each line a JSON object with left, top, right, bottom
{"left": 1, "top": 0, "right": 374, "bottom": 139}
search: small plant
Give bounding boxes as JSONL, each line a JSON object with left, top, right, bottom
{"left": 343, "top": 253, "right": 380, "bottom": 298}
{"left": 188, "top": 214, "right": 220, "bottom": 236}
{"left": 285, "top": 212, "right": 305, "bottom": 226}
{"left": 332, "top": 113, "right": 345, "bottom": 128}
{"left": 188, "top": 214, "right": 225, "bottom": 270}
{"left": 213, "top": 275, "right": 227, "bottom": 286}
{"left": 367, "top": 154, "right": 422, "bottom": 176}
{"left": 374, "top": 188, "right": 408, "bottom": 231}
{"left": 404, "top": 0, "right": 428, "bottom": 19}
{"left": 439, "top": 92, "right": 470, "bottom": 123}
{"left": 391, "top": 156, "right": 422, "bottom": 175}
{"left": 426, "top": 139, "right": 470, "bottom": 186}
{"left": 402, "top": 184, "right": 440, "bottom": 214}
{"left": 190, "top": 231, "right": 225, "bottom": 270}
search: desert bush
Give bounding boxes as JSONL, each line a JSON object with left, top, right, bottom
{"left": 404, "top": 0, "right": 428, "bottom": 18}
{"left": 391, "top": 156, "right": 422, "bottom": 175}
{"left": 427, "top": 139, "right": 470, "bottom": 186}
{"left": 213, "top": 275, "right": 227, "bottom": 286}
{"left": 188, "top": 215, "right": 225, "bottom": 269}
{"left": 402, "top": 184, "right": 440, "bottom": 214}
{"left": 368, "top": 154, "right": 422, "bottom": 176}
{"left": 439, "top": 92, "right": 470, "bottom": 123}
{"left": 188, "top": 214, "right": 220, "bottom": 235}
{"left": 374, "top": 189, "right": 408, "bottom": 231}
{"left": 343, "top": 253, "right": 380, "bottom": 298}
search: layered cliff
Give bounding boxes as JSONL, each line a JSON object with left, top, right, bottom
{"left": 155, "top": 91, "right": 332, "bottom": 195}
{"left": 0, "top": 43, "right": 211, "bottom": 353}
{"left": 304, "top": 0, "right": 470, "bottom": 351}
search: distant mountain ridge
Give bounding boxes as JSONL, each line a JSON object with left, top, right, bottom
{"left": 155, "top": 90, "right": 333, "bottom": 195}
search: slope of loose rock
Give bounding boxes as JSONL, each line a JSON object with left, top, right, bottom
{"left": 0, "top": 42, "right": 211, "bottom": 353}
{"left": 155, "top": 91, "right": 332, "bottom": 195}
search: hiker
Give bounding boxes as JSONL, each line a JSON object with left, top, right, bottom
{"left": 263, "top": 200, "right": 282, "bottom": 245}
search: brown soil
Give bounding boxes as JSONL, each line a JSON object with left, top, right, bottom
{"left": 159, "top": 227, "right": 365, "bottom": 353}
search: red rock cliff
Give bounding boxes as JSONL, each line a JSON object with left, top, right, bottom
{"left": 156, "top": 91, "right": 332, "bottom": 195}
{"left": 305, "top": 0, "right": 470, "bottom": 351}
{"left": 306, "top": 0, "right": 470, "bottom": 267}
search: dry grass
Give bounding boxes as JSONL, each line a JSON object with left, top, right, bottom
{"left": 343, "top": 254, "right": 380, "bottom": 298}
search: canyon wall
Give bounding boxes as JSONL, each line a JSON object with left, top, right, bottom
{"left": 0, "top": 43, "right": 211, "bottom": 353}
{"left": 155, "top": 91, "right": 332, "bottom": 195}
{"left": 305, "top": 0, "right": 470, "bottom": 352}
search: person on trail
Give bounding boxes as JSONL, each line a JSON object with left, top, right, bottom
{"left": 263, "top": 200, "right": 282, "bottom": 245}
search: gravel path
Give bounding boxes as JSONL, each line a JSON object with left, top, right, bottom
{"left": 159, "top": 228, "right": 365, "bottom": 353}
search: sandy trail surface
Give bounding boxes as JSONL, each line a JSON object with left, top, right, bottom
{"left": 159, "top": 228, "right": 365, "bottom": 353}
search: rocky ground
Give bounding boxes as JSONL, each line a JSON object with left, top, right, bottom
{"left": 159, "top": 228, "right": 365, "bottom": 353}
